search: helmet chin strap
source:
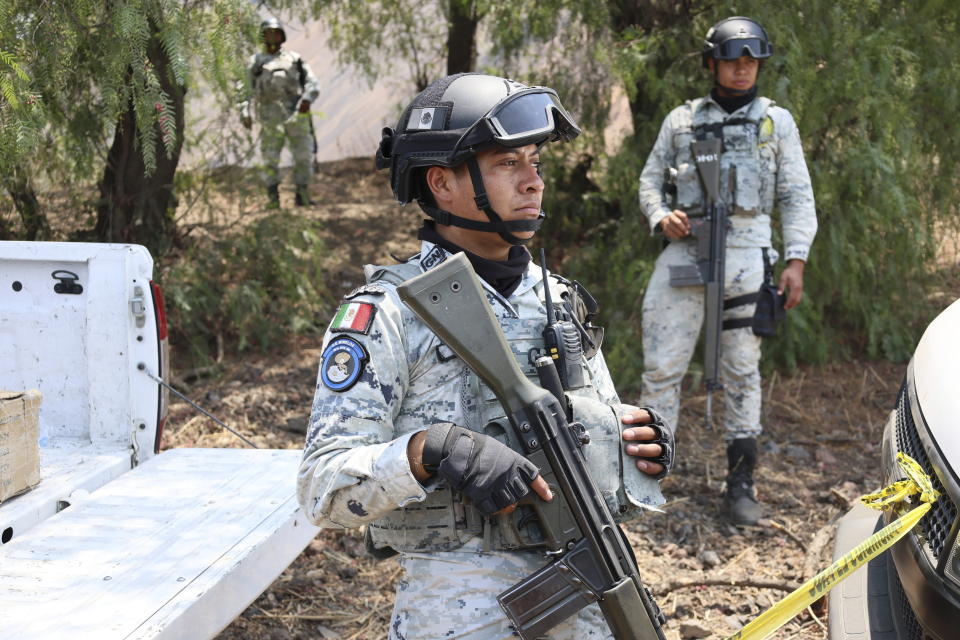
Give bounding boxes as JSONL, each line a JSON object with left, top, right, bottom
{"left": 417, "top": 157, "right": 544, "bottom": 246}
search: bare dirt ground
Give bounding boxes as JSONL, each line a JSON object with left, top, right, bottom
{"left": 159, "top": 158, "right": 909, "bottom": 640}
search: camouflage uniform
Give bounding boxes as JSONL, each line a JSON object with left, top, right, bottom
{"left": 238, "top": 50, "right": 320, "bottom": 188}
{"left": 637, "top": 93, "right": 817, "bottom": 439}
{"left": 298, "top": 241, "right": 665, "bottom": 639}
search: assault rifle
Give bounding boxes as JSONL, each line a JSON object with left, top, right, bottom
{"left": 397, "top": 253, "right": 666, "bottom": 640}
{"left": 667, "top": 138, "right": 728, "bottom": 429}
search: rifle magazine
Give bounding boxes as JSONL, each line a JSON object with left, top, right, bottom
{"left": 497, "top": 541, "right": 601, "bottom": 639}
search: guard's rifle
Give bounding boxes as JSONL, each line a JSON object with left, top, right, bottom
{"left": 667, "top": 138, "right": 728, "bottom": 429}
{"left": 697, "top": 138, "right": 727, "bottom": 431}
{"left": 397, "top": 253, "right": 666, "bottom": 640}
{"left": 293, "top": 57, "right": 318, "bottom": 168}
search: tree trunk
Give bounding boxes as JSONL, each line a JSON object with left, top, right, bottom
{"left": 95, "top": 22, "right": 184, "bottom": 257}
{"left": 446, "top": 0, "right": 480, "bottom": 75}
{"left": 5, "top": 168, "right": 49, "bottom": 240}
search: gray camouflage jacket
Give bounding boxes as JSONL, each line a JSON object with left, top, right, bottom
{"left": 297, "top": 241, "right": 665, "bottom": 553}
{"left": 638, "top": 93, "right": 817, "bottom": 262}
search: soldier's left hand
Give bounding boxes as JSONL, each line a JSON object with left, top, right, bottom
{"left": 298, "top": 99, "right": 311, "bottom": 114}
{"left": 621, "top": 409, "right": 673, "bottom": 478}
{"left": 778, "top": 259, "right": 805, "bottom": 310}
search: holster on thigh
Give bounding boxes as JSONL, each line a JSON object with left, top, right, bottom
{"left": 721, "top": 247, "right": 785, "bottom": 337}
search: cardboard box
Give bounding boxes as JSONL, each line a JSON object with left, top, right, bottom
{"left": 0, "top": 389, "right": 42, "bottom": 503}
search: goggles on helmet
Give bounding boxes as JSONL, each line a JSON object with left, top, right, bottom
{"left": 459, "top": 88, "right": 581, "bottom": 152}
{"left": 711, "top": 37, "right": 772, "bottom": 60}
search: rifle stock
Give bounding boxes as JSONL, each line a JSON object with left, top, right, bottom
{"left": 397, "top": 253, "right": 545, "bottom": 416}
{"left": 397, "top": 253, "right": 666, "bottom": 640}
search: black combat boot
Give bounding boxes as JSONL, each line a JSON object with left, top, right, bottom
{"left": 266, "top": 184, "right": 280, "bottom": 210}
{"left": 294, "top": 184, "right": 313, "bottom": 206}
{"left": 724, "top": 437, "right": 763, "bottom": 525}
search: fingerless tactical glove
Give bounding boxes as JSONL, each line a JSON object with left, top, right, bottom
{"left": 636, "top": 407, "right": 675, "bottom": 480}
{"left": 422, "top": 422, "right": 540, "bottom": 516}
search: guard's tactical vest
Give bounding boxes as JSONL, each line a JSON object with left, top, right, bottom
{"left": 674, "top": 96, "right": 774, "bottom": 218}
{"left": 361, "top": 260, "right": 660, "bottom": 554}
{"left": 251, "top": 51, "right": 305, "bottom": 115}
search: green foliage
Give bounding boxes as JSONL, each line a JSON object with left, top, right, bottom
{"left": 303, "top": 0, "right": 959, "bottom": 384}
{"left": 162, "top": 213, "right": 333, "bottom": 364}
{"left": 301, "top": 0, "right": 451, "bottom": 91}
{"left": 536, "top": 0, "right": 960, "bottom": 387}
{"left": 304, "top": 0, "right": 598, "bottom": 95}
{"left": 0, "top": 0, "right": 255, "bottom": 185}
{"left": 729, "top": 0, "right": 951, "bottom": 368}
{"left": 1, "top": 0, "right": 954, "bottom": 382}
{"left": 0, "top": 46, "right": 42, "bottom": 173}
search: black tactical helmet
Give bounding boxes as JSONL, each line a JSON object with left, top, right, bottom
{"left": 375, "top": 73, "right": 580, "bottom": 245}
{"left": 260, "top": 18, "right": 286, "bottom": 44}
{"left": 701, "top": 17, "right": 772, "bottom": 68}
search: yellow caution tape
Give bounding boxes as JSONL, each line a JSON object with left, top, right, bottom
{"left": 861, "top": 452, "right": 940, "bottom": 509}
{"left": 724, "top": 453, "right": 939, "bottom": 640}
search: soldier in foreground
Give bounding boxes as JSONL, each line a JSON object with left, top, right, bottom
{"left": 298, "top": 73, "right": 674, "bottom": 639}
{"left": 638, "top": 17, "right": 817, "bottom": 525}
{"left": 238, "top": 18, "right": 320, "bottom": 208}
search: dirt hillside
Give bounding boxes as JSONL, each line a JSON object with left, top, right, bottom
{"left": 160, "top": 158, "right": 907, "bottom": 640}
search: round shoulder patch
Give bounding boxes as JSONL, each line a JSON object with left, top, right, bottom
{"left": 320, "top": 336, "right": 369, "bottom": 392}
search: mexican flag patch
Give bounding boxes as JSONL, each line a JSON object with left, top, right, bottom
{"left": 330, "top": 301, "right": 376, "bottom": 335}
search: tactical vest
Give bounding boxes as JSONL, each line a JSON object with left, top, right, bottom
{"left": 252, "top": 52, "right": 304, "bottom": 111}
{"left": 361, "top": 259, "right": 662, "bottom": 554}
{"left": 674, "top": 96, "right": 774, "bottom": 218}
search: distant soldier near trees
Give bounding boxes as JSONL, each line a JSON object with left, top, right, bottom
{"left": 238, "top": 18, "right": 320, "bottom": 209}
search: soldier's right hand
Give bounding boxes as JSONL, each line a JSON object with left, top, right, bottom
{"left": 660, "top": 209, "right": 691, "bottom": 239}
{"left": 421, "top": 422, "right": 552, "bottom": 516}
{"left": 241, "top": 115, "right": 252, "bottom": 129}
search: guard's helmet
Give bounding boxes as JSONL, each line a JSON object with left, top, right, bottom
{"left": 375, "top": 73, "right": 580, "bottom": 245}
{"left": 701, "top": 17, "right": 772, "bottom": 68}
{"left": 260, "top": 18, "right": 286, "bottom": 43}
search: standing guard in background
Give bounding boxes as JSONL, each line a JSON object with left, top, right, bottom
{"left": 238, "top": 18, "right": 320, "bottom": 209}
{"left": 637, "top": 17, "right": 817, "bottom": 525}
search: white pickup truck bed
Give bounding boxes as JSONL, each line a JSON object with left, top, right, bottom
{"left": 0, "top": 242, "right": 319, "bottom": 638}
{"left": 1, "top": 448, "right": 312, "bottom": 639}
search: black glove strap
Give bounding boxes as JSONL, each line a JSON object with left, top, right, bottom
{"left": 421, "top": 422, "right": 540, "bottom": 516}
{"left": 421, "top": 422, "right": 453, "bottom": 473}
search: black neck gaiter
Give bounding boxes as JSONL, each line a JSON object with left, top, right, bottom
{"left": 418, "top": 221, "right": 530, "bottom": 298}
{"left": 711, "top": 85, "right": 758, "bottom": 114}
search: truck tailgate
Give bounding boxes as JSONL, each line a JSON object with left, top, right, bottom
{"left": 0, "top": 447, "right": 319, "bottom": 639}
